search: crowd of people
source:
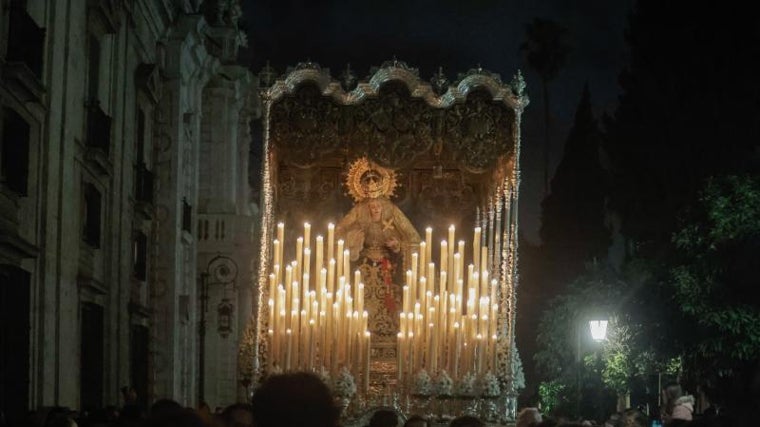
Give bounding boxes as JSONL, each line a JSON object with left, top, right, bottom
{"left": 12, "top": 374, "right": 737, "bottom": 427}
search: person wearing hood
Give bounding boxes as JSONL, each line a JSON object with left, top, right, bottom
{"left": 661, "top": 383, "right": 694, "bottom": 426}
{"left": 669, "top": 395, "right": 695, "bottom": 424}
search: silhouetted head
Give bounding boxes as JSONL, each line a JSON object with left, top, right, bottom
{"left": 449, "top": 415, "right": 485, "bottom": 427}
{"left": 252, "top": 372, "right": 339, "bottom": 427}
{"left": 615, "top": 408, "right": 648, "bottom": 427}
{"left": 516, "top": 407, "right": 542, "bottom": 427}
{"left": 403, "top": 415, "right": 429, "bottom": 427}
{"left": 144, "top": 408, "right": 205, "bottom": 427}
{"left": 221, "top": 403, "right": 254, "bottom": 427}
{"left": 369, "top": 409, "right": 398, "bottom": 427}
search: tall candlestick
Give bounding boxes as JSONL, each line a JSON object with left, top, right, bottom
{"left": 296, "top": 237, "right": 304, "bottom": 284}
{"left": 425, "top": 227, "right": 433, "bottom": 271}
{"left": 315, "top": 235, "right": 324, "bottom": 274}
{"left": 397, "top": 332, "right": 404, "bottom": 382}
{"left": 453, "top": 322, "right": 461, "bottom": 379}
{"left": 364, "top": 331, "right": 371, "bottom": 395}
{"left": 327, "top": 259, "right": 336, "bottom": 296}
{"left": 343, "top": 249, "right": 350, "bottom": 286}
{"left": 327, "top": 223, "right": 335, "bottom": 262}
{"left": 286, "top": 329, "right": 293, "bottom": 371}
{"left": 473, "top": 227, "right": 481, "bottom": 273}
{"left": 277, "top": 222, "right": 285, "bottom": 249}
{"left": 273, "top": 240, "right": 281, "bottom": 275}
{"left": 308, "top": 319, "right": 315, "bottom": 370}
{"left": 303, "top": 249, "right": 311, "bottom": 290}
{"left": 447, "top": 226, "right": 455, "bottom": 291}
{"left": 303, "top": 223, "right": 311, "bottom": 249}
{"left": 336, "top": 240, "right": 345, "bottom": 279}
{"left": 419, "top": 241, "right": 427, "bottom": 279}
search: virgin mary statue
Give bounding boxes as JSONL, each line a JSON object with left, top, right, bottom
{"left": 336, "top": 158, "right": 420, "bottom": 357}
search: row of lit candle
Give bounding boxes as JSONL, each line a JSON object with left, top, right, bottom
{"left": 267, "top": 222, "right": 372, "bottom": 394}
{"left": 398, "top": 225, "right": 500, "bottom": 384}
{"left": 266, "top": 221, "right": 501, "bottom": 393}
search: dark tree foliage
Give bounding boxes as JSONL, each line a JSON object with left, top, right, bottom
{"left": 521, "top": 17, "right": 572, "bottom": 196}
{"left": 670, "top": 176, "right": 760, "bottom": 375}
{"left": 539, "top": 85, "right": 611, "bottom": 290}
{"left": 604, "top": 1, "right": 760, "bottom": 259}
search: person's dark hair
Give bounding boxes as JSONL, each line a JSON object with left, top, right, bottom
{"left": 614, "top": 408, "right": 648, "bottom": 427}
{"left": 449, "top": 415, "right": 485, "bottom": 427}
{"left": 221, "top": 403, "right": 254, "bottom": 427}
{"left": 252, "top": 372, "right": 339, "bottom": 427}
{"left": 369, "top": 409, "right": 398, "bottom": 427}
{"left": 535, "top": 417, "right": 559, "bottom": 427}
{"left": 144, "top": 408, "right": 205, "bottom": 427}
{"left": 149, "top": 399, "right": 182, "bottom": 416}
{"left": 403, "top": 415, "right": 429, "bottom": 427}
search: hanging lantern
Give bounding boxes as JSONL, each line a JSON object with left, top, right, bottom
{"left": 217, "top": 298, "right": 234, "bottom": 338}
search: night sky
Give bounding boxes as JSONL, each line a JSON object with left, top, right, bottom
{"left": 241, "top": 0, "right": 634, "bottom": 243}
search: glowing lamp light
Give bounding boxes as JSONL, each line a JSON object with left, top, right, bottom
{"left": 589, "top": 319, "right": 608, "bottom": 342}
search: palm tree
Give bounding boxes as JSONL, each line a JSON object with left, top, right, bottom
{"left": 520, "top": 18, "right": 572, "bottom": 197}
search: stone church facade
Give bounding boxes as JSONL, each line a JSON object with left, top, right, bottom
{"left": 0, "top": 0, "right": 259, "bottom": 420}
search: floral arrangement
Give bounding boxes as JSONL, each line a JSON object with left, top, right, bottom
{"left": 435, "top": 370, "right": 454, "bottom": 396}
{"left": 480, "top": 371, "right": 501, "bottom": 397}
{"left": 333, "top": 367, "right": 357, "bottom": 398}
{"left": 413, "top": 369, "right": 433, "bottom": 396}
{"left": 457, "top": 372, "right": 477, "bottom": 397}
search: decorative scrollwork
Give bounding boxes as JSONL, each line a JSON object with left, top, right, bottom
{"left": 208, "top": 255, "right": 238, "bottom": 284}
{"left": 443, "top": 90, "right": 514, "bottom": 173}
{"left": 350, "top": 82, "right": 434, "bottom": 169}
{"left": 270, "top": 83, "right": 343, "bottom": 167}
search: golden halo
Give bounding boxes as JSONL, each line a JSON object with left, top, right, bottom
{"left": 345, "top": 157, "right": 398, "bottom": 202}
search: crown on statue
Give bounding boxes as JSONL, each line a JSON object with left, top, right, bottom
{"left": 345, "top": 157, "right": 398, "bottom": 202}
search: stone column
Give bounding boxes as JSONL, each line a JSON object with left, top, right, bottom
{"left": 150, "top": 14, "right": 218, "bottom": 405}
{"left": 197, "top": 65, "right": 258, "bottom": 407}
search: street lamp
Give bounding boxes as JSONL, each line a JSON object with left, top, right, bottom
{"left": 589, "top": 320, "right": 608, "bottom": 342}
{"left": 577, "top": 316, "right": 609, "bottom": 420}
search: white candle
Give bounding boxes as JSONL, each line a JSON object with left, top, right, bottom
{"left": 364, "top": 331, "right": 371, "bottom": 395}
{"left": 308, "top": 319, "right": 315, "bottom": 370}
{"left": 303, "top": 249, "right": 311, "bottom": 290}
{"left": 447, "top": 226, "right": 455, "bottom": 291}
{"left": 343, "top": 249, "right": 350, "bottom": 286}
{"left": 453, "top": 322, "right": 461, "bottom": 379}
{"left": 286, "top": 329, "right": 293, "bottom": 371}
{"left": 425, "top": 227, "right": 433, "bottom": 270}
{"left": 397, "top": 332, "right": 404, "bottom": 382}
{"left": 273, "top": 240, "right": 281, "bottom": 274}
{"left": 419, "top": 241, "right": 427, "bottom": 279}
{"left": 328, "top": 259, "right": 336, "bottom": 295}
{"left": 303, "top": 222, "right": 311, "bottom": 249}
{"left": 315, "top": 235, "right": 324, "bottom": 274}
{"left": 473, "top": 227, "right": 481, "bottom": 274}
{"left": 327, "top": 223, "right": 335, "bottom": 262}
{"left": 336, "top": 240, "right": 344, "bottom": 279}
{"left": 296, "top": 237, "right": 304, "bottom": 284}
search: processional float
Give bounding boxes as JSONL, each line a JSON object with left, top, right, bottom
{"left": 240, "top": 60, "right": 528, "bottom": 423}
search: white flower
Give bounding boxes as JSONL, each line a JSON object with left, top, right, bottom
{"left": 333, "top": 367, "right": 357, "bottom": 398}
{"left": 457, "top": 372, "right": 477, "bottom": 397}
{"left": 414, "top": 369, "right": 433, "bottom": 396}
{"left": 436, "top": 370, "right": 454, "bottom": 396}
{"left": 480, "top": 371, "right": 501, "bottom": 397}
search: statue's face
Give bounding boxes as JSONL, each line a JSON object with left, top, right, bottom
{"left": 368, "top": 200, "right": 382, "bottom": 221}
{"left": 361, "top": 170, "right": 383, "bottom": 198}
